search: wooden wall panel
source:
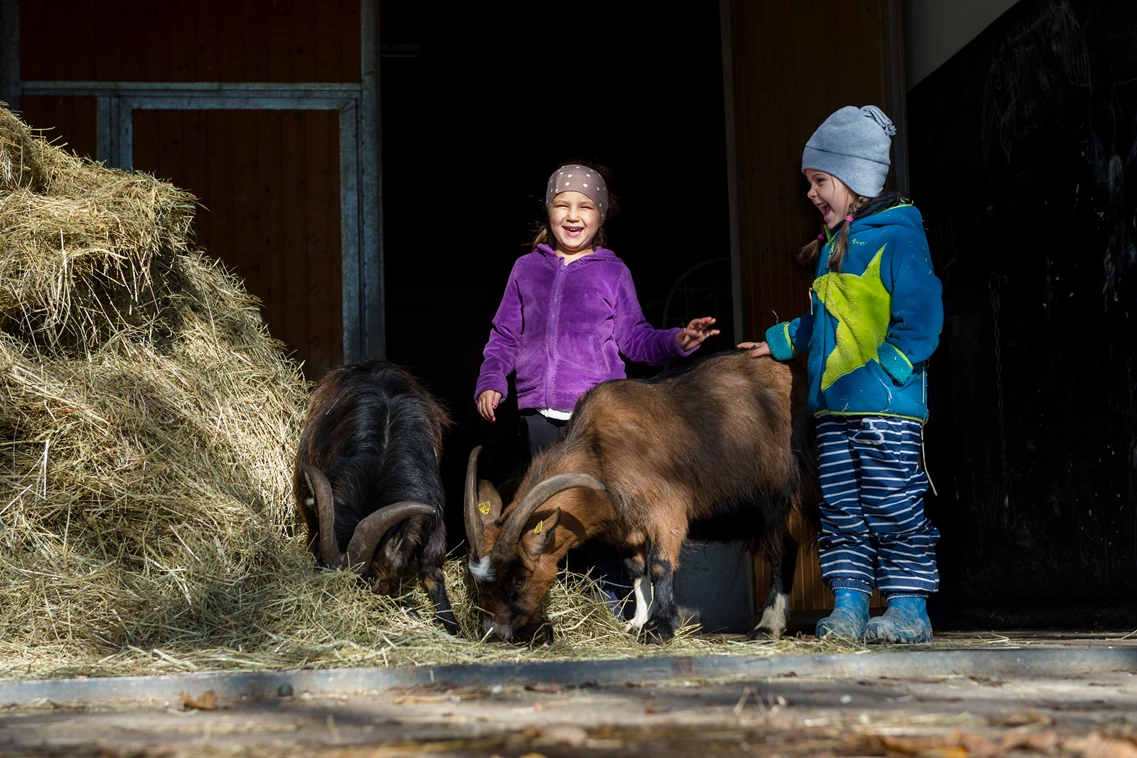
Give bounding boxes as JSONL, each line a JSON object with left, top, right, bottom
{"left": 729, "top": 0, "right": 900, "bottom": 347}
{"left": 305, "top": 111, "right": 337, "bottom": 376}
{"left": 725, "top": 0, "right": 904, "bottom": 612}
{"left": 280, "top": 111, "right": 310, "bottom": 374}
{"left": 254, "top": 110, "right": 286, "bottom": 361}
{"left": 20, "top": 0, "right": 361, "bottom": 83}
{"left": 132, "top": 110, "right": 343, "bottom": 380}
{"left": 16, "top": 96, "right": 97, "bottom": 160}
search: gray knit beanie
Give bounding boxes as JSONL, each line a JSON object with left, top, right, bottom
{"left": 802, "top": 105, "right": 897, "bottom": 198}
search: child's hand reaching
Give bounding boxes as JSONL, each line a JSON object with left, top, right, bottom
{"left": 477, "top": 390, "right": 502, "bottom": 422}
{"left": 676, "top": 317, "right": 720, "bottom": 351}
{"left": 737, "top": 341, "right": 771, "bottom": 358}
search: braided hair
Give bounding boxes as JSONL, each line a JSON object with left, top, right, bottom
{"left": 796, "top": 190, "right": 901, "bottom": 272}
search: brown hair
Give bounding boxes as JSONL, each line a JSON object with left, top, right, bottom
{"left": 796, "top": 194, "right": 871, "bottom": 272}
{"left": 527, "top": 161, "right": 617, "bottom": 251}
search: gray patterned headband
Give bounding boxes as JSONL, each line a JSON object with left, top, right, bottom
{"left": 545, "top": 165, "right": 609, "bottom": 221}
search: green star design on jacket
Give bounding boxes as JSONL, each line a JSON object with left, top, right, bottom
{"left": 813, "top": 246, "right": 891, "bottom": 391}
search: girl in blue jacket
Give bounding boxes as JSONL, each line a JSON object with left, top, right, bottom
{"left": 741, "top": 106, "right": 944, "bottom": 644}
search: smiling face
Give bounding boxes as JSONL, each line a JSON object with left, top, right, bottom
{"left": 548, "top": 191, "right": 601, "bottom": 256}
{"left": 805, "top": 169, "right": 856, "bottom": 230}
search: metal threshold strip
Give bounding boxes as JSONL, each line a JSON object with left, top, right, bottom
{"left": 0, "top": 647, "right": 1133, "bottom": 708}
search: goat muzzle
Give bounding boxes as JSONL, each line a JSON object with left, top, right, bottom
{"left": 482, "top": 617, "right": 513, "bottom": 642}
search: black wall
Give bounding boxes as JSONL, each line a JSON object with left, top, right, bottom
{"left": 910, "top": 0, "right": 1137, "bottom": 626}
{"left": 378, "top": 4, "right": 733, "bottom": 545}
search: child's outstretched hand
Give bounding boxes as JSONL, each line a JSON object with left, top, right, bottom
{"left": 737, "top": 341, "right": 771, "bottom": 358}
{"left": 477, "top": 390, "right": 502, "bottom": 422}
{"left": 676, "top": 317, "right": 720, "bottom": 351}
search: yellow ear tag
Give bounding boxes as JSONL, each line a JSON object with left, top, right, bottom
{"left": 478, "top": 500, "right": 491, "bottom": 516}
{"left": 533, "top": 520, "right": 543, "bottom": 535}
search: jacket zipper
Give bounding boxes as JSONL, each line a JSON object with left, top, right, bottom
{"left": 545, "top": 260, "right": 567, "bottom": 409}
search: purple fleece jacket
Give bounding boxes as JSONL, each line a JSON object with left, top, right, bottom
{"left": 475, "top": 244, "right": 696, "bottom": 412}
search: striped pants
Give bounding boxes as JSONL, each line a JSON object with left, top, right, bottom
{"left": 816, "top": 415, "right": 940, "bottom": 597}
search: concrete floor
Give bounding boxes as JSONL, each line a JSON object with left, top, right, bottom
{"left": 1, "top": 633, "right": 1135, "bottom": 757}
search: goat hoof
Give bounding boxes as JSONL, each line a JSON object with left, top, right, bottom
{"left": 624, "top": 618, "right": 648, "bottom": 635}
{"left": 747, "top": 626, "right": 783, "bottom": 640}
{"left": 643, "top": 620, "right": 676, "bottom": 644}
{"left": 528, "top": 621, "right": 555, "bottom": 645}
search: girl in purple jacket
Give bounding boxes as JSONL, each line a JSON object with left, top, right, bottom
{"left": 475, "top": 163, "right": 718, "bottom": 447}
{"left": 474, "top": 163, "right": 718, "bottom": 607}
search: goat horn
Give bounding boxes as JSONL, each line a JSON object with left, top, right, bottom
{"left": 302, "top": 464, "right": 343, "bottom": 569}
{"left": 345, "top": 502, "right": 435, "bottom": 574}
{"left": 464, "top": 446, "right": 483, "bottom": 560}
{"left": 491, "top": 473, "right": 605, "bottom": 564}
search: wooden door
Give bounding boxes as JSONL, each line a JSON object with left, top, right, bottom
{"left": 132, "top": 109, "right": 343, "bottom": 379}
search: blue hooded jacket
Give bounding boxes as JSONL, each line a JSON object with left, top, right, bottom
{"left": 765, "top": 203, "right": 943, "bottom": 422}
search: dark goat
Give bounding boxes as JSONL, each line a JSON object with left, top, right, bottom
{"left": 465, "top": 351, "right": 819, "bottom": 642}
{"left": 295, "top": 360, "right": 457, "bottom": 634}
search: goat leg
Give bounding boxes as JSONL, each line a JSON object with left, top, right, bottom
{"left": 422, "top": 569, "right": 458, "bottom": 635}
{"left": 643, "top": 541, "right": 681, "bottom": 643}
{"left": 751, "top": 528, "right": 798, "bottom": 639}
{"left": 623, "top": 551, "right": 652, "bottom": 634}
{"left": 419, "top": 519, "right": 459, "bottom": 635}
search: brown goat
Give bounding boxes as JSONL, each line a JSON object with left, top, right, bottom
{"left": 295, "top": 360, "right": 457, "bottom": 633}
{"left": 465, "top": 351, "right": 819, "bottom": 642}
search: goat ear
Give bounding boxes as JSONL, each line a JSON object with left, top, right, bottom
{"left": 476, "top": 479, "right": 503, "bottom": 521}
{"left": 475, "top": 479, "right": 503, "bottom": 557}
{"left": 519, "top": 507, "right": 561, "bottom": 564}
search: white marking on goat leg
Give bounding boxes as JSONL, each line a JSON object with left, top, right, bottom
{"left": 755, "top": 592, "right": 789, "bottom": 638}
{"left": 468, "top": 555, "right": 494, "bottom": 583}
{"left": 305, "top": 497, "right": 315, "bottom": 509}
{"left": 625, "top": 574, "right": 653, "bottom": 633}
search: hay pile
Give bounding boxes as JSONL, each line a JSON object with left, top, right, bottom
{"left": 0, "top": 104, "right": 309, "bottom": 678}
{"left": 0, "top": 107, "right": 850, "bottom": 681}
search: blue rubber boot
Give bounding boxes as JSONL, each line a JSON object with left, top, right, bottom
{"left": 864, "top": 597, "right": 933, "bottom": 644}
{"left": 815, "top": 589, "right": 870, "bottom": 640}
